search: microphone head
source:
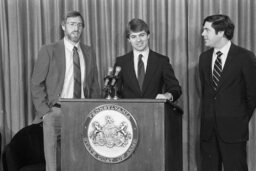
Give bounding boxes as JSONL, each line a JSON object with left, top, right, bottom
{"left": 114, "top": 66, "right": 121, "bottom": 76}
{"left": 104, "top": 67, "right": 113, "bottom": 87}
{"left": 107, "top": 67, "right": 113, "bottom": 76}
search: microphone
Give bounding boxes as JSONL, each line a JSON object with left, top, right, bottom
{"left": 104, "top": 67, "right": 113, "bottom": 87}
{"left": 111, "top": 66, "right": 121, "bottom": 86}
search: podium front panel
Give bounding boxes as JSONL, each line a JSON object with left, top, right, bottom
{"left": 61, "top": 99, "right": 182, "bottom": 171}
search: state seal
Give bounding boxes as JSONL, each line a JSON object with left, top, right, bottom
{"left": 83, "top": 104, "right": 139, "bottom": 163}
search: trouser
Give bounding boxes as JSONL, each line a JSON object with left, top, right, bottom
{"left": 201, "top": 132, "right": 248, "bottom": 171}
{"left": 43, "top": 107, "right": 62, "bottom": 171}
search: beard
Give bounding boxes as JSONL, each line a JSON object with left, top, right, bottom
{"left": 66, "top": 31, "right": 82, "bottom": 43}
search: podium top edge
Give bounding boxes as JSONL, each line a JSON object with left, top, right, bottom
{"left": 60, "top": 98, "right": 167, "bottom": 103}
{"left": 60, "top": 98, "right": 183, "bottom": 114}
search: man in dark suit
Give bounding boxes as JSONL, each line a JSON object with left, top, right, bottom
{"left": 31, "top": 11, "right": 100, "bottom": 171}
{"left": 199, "top": 14, "right": 256, "bottom": 171}
{"left": 114, "top": 18, "right": 181, "bottom": 101}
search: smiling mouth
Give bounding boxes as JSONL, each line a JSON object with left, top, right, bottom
{"left": 136, "top": 44, "right": 144, "bottom": 47}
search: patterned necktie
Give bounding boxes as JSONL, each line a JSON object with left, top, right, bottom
{"left": 138, "top": 54, "right": 145, "bottom": 90}
{"left": 73, "top": 46, "right": 81, "bottom": 98}
{"left": 212, "top": 51, "right": 223, "bottom": 90}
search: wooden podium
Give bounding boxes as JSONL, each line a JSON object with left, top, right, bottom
{"left": 61, "top": 99, "right": 182, "bottom": 171}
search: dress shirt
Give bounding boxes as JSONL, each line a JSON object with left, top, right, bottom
{"left": 211, "top": 41, "right": 231, "bottom": 73}
{"left": 133, "top": 48, "right": 149, "bottom": 78}
{"left": 61, "top": 37, "right": 85, "bottom": 98}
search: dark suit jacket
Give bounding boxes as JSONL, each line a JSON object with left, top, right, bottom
{"left": 199, "top": 43, "right": 256, "bottom": 143}
{"left": 114, "top": 50, "right": 181, "bottom": 101}
{"left": 31, "top": 40, "right": 100, "bottom": 123}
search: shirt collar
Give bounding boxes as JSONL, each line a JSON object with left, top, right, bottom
{"left": 64, "top": 37, "right": 80, "bottom": 51}
{"left": 214, "top": 40, "right": 231, "bottom": 56}
{"left": 133, "top": 48, "right": 150, "bottom": 60}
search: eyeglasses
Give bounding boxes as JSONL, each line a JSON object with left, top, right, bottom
{"left": 66, "top": 22, "right": 83, "bottom": 28}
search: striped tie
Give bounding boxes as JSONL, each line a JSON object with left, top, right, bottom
{"left": 138, "top": 54, "right": 145, "bottom": 90}
{"left": 212, "top": 51, "right": 223, "bottom": 90}
{"left": 73, "top": 46, "right": 81, "bottom": 98}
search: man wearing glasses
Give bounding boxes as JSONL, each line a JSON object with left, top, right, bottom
{"left": 31, "top": 11, "right": 100, "bottom": 171}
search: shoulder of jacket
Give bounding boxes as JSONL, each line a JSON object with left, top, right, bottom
{"left": 80, "top": 43, "right": 92, "bottom": 51}
{"left": 116, "top": 51, "right": 133, "bottom": 60}
{"left": 40, "top": 40, "right": 63, "bottom": 51}
{"left": 234, "top": 45, "right": 254, "bottom": 56}
{"left": 149, "top": 50, "right": 170, "bottom": 63}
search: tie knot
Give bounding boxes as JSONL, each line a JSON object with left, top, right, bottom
{"left": 73, "top": 46, "right": 78, "bottom": 52}
{"left": 216, "top": 51, "right": 222, "bottom": 57}
{"left": 139, "top": 54, "right": 143, "bottom": 60}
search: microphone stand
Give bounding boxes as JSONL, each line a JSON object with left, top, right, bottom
{"left": 104, "top": 66, "right": 121, "bottom": 100}
{"left": 103, "top": 75, "right": 112, "bottom": 99}
{"left": 113, "top": 77, "right": 119, "bottom": 100}
{"left": 105, "top": 85, "right": 112, "bottom": 99}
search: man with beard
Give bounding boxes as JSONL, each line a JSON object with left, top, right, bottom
{"left": 114, "top": 18, "right": 181, "bottom": 101}
{"left": 31, "top": 11, "right": 100, "bottom": 171}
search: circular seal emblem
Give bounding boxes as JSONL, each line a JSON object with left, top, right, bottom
{"left": 83, "top": 104, "right": 139, "bottom": 163}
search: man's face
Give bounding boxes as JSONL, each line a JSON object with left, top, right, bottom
{"left": 201, "top": 21, "right": 224, "bottom": 48}
{"left": 128, "top": 31, "right": 150, "bottom": 52}
{"left": 62, "top": 16, "right": 83, "bottom": 44}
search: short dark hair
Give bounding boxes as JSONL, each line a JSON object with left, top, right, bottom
{"left": 126, "top": 18, "right": 150, "bottom": 39}
{"left": 203, "top": 14, "right": 235, "bottom": 40}
{"left": 62, "top": 11, "right": 84, "bottom": 28}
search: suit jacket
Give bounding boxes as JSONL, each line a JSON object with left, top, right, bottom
{"left": 31, "top": 40, "right": 100, "bottom": 123}
{"left": 114, "top": 50, "right": 181, "bottom": 101}
{"left": 199, "top": 43, "right": 256, "bottom": 143}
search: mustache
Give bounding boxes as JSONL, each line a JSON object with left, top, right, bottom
{"left": 71, "top": 31, "right": 80, "bottom": 34}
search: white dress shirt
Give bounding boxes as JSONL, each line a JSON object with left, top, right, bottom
{"left": 212, "top": 41, "right": 231, "bottom": 73}
{"left": 133, "top": 48, "right": 149, "bottom": 78}
{"left": 61, "top": 38, "right": 85, "bottom": 98}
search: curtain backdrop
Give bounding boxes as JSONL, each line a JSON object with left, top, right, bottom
{"left": 1, "top": 0, "right": 256, "bottom": 170}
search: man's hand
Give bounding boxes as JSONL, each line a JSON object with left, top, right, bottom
{"left": 155, "top": 92, "right": 173, "bottom": 101}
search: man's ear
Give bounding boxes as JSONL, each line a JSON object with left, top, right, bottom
{"left": 61, "top": 25, "right": 65, "bottom": 31}
{"left": 217, "top": 31, "right": 225, "bottom": 37}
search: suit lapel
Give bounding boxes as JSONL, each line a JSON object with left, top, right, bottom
{"left": 126, "top": 52, "right": 142, "bottom": 94}
{"left": 53, "top": 40, "right": 66, "bottom": 91}
{"left": 80, "top": 44, "right": 88, "bottom": 91}
{"left": 205, "top": 49, "right": 215, "bottom": 90}
{"left": 142, "top": 50, "right": 157, "bottom": 93}
{"left": 216, "top": 44, "right": 236, "bottom": 91}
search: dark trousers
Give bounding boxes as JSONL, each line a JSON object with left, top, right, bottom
{"left": 200, "top": 132, "right": 248, "bottom": 171}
